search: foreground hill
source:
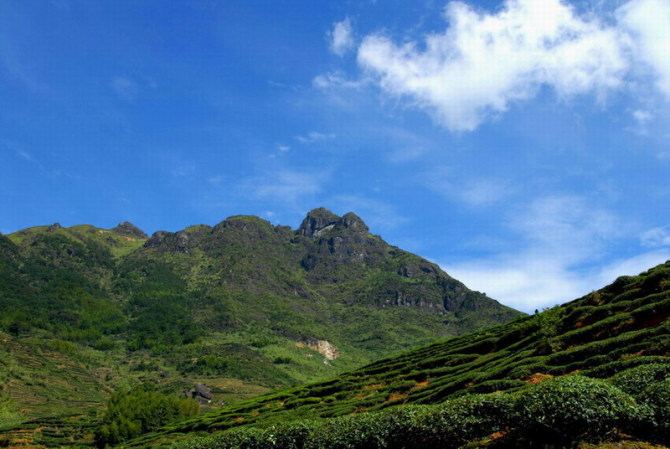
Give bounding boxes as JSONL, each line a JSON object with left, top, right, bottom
{"left": 129, "top": 261, "right": 670, "bottom": 448}
{"left": 0, "top": 209, "right": 518, "bottom": 445}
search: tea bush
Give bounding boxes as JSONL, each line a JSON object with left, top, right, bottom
{"left": 639, "top": 379, "right": 670, "bottom": 440}
{"left": 512, "top": 376, "right": 648, "bottom": 444}
{"left": 609, "top": 363, "right": 670, "bottom": 397}
{"left": 170, "top": 376, "right": 659, "bottom": 449}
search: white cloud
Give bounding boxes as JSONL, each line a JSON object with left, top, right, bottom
{"left": 295, "top": 131, "right": 335, "bottom": 144}
{"left": 251, "top": 170, "right": 326, "bottom": 203}
{"left": 509, "top": 195, "right": 621, "bottom": 257}
{"left": 357, "top": 0, "right": 628, "bottom": 131}
{"left": 618, "top": 0, "right": 670, "bottom": 97}
{"left": 329, "top": 18, "right": 355, "bottom": 56}
{"left": 448, "top": 258, "right": 587, "bottom": 312}
{"left": 441, "top": 194, "right": 645, "bottom": 312}
{"left": 641, "top": 225, "right": 670, "bottom": 247}
{"left": 277, "top": 144, "right": 290, "bottom": 153}
{"left": 449, "top": 249, "right": 670, "bottom": 313}
{"left": 595, "top": 250, "right": 670, "bottom": 286}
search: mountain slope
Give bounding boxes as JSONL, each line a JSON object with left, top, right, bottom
{"left": 130, "top": 260, "right": 670, "bottom": 448}
{"left": 0, "top": 209, "right": 519, "bottom": 445}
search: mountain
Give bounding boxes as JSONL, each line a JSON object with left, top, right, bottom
{"left": 0, "top": 209, "right": 519, "bottom": 446}
{"left": 129, "top": 261, "right": 670, "bottom": 449}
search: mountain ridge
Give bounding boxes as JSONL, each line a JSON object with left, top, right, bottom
{"left": 0, "top": 208, "right": 520, "bottom": 447}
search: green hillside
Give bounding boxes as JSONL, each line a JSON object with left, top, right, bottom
{"left": 0, "top": 209, "right": 519, "bottom": 447}
{"left": 127, "top": 261, "right": 670, "bottom": 449}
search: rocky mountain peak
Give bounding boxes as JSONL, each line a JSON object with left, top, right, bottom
{"left": 112, "top": 221, "right": 148, "bottom": 239}
{"left": 297, "top": 208, "right": 341, "bottom": 237}
{"left": 297, "top": 208, "right": 370, "bottom": 238}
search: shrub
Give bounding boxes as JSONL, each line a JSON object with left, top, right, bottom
{"left": 94, "top": 388, "right": 199, "bottom": 447}
{"left": 639, "top": 379, "right": 670, "bottom": 441}
{"left": 171, "top": 422, "right": 313, "bottom": 449}
{"left": 609, "top": 363, "right": 670, "bottom": 397}
{"left": 410, "top": 394, "right": 513, "bottom": 449}
{"left": 306, "top": 408, "right": 415, "bottom": 449}
{"left": 512, "top": 375, "right": 647, "bottom": 444}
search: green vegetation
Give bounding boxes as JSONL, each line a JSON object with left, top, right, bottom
{"left": 127, "top": 260, "right": 670, "bottom": 448}
{"left": 94, "top": 389, "right": 198, "bottom": 447}
{"left": 167, "top": 375, "right": 661, "bottom": 449}
{"left": 0, "top": 210, "right": 519, "bottom": 447}
{"left": 2, "top": 211, "right": 668, "bottom": 448}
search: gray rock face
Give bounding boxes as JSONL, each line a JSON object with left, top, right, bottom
{"left": 298, "top": 209, "right": 370, "bottom": 238}
{"left": 297, "top": 208, "right": 341, "bottom": 237}
{"left": 47, "top": 223, "right": 62, "bottom": 232}
{"left": 112, "top": 221, "right": 148, "bottom": 239}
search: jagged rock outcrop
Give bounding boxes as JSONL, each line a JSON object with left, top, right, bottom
{"left": 298, "top": 209, "right": 370, "bottom": 238}
{"left": 298, "top": 208, "right": 341, "bottom": 237}
{"left": 112, "top": 221, "right": 148, "bottom": 239}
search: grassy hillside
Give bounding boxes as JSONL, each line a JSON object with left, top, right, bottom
{"left": 0, "top": 209, "right": 520, "bottom": 447}
{"left": 127, "top": 261, "right": 670, "bottom": 448}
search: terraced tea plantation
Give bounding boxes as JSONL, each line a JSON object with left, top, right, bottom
{"left": 129, "top": 261, "right": 670, "bottom": 448}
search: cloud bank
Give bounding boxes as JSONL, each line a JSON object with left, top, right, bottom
{"left": 444, "top": 195, "right": 670, "bottom": 312}
{"left": 356, "top": 0, "right": 670, "bottom": 131}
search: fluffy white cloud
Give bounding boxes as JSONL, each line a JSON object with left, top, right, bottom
{"left": 329, "top": 18, "right": 355, "bottom": 56}
{"left": 449, "top": 249, "right": 670, "bottom": 312}
{"left": 357, "top": 0, "right": 628, "bottom": 131}
{"left": 442, "top": 195, "right": 670, "bottom": 312}
{"left": 618, "top": 0, "right": 670, "bottom": 97}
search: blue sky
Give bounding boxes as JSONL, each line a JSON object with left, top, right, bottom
{"left": 1, "top": 0, "right": 669, "bottom": 312}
